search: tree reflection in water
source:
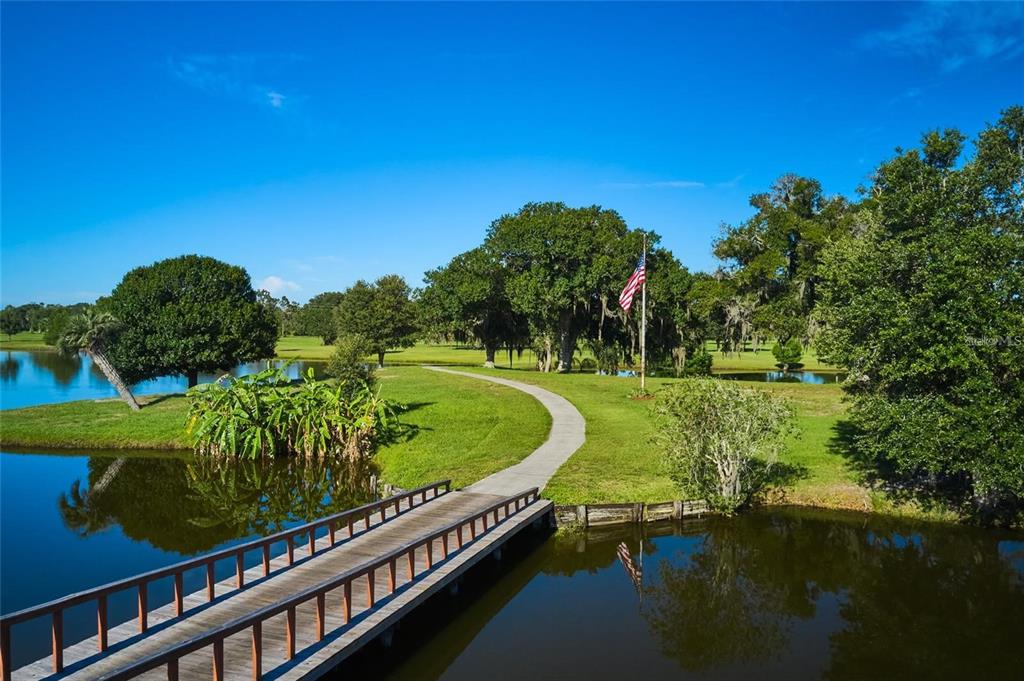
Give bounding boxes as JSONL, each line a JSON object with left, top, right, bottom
{"left": 640, "top": 510, "right": 1024, "bottom": 679}
{"left": 58, "top": 454, "right": 379, "bottom": 555}
{"left": 30, "top": 351, "right": 82, "bottom": 386}
{"left": 0, "top": 353, "right": 20, "bottom": 383}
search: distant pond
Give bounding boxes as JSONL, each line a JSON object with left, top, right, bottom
{"left": 0, "top": 350, "right": 327, "bottom": 410}
{"left": 718, "top": 370, "right": 846, "bottom": 384}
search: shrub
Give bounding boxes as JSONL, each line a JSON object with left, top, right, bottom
{"left": 682, "top": 348, "right": 713, "bottom": 376}
{"left": 653, "top": 379, "right": 794, "bottom": 512}
{"left": 326, "top": 333, "right": 376, "bottom": 396}
{"left": 772, "top": 338, "right": 804, "bottom": 370}
{"left": 186, "top": 365, "right": 398, "bottom": 460}
{"left": 579, "top": 357, "right": 598, "bottom": 372}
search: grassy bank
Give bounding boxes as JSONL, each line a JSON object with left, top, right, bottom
{"left": 454, "top": 367, "right": 865, "bottom": 509}
{"left": 0, "top": 367, "right": 551, "bottom": 490}
{"left": 0, "top": 331, "right": 51, "bottom": 351}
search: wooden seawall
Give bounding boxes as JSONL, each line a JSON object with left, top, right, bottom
{"left": 1, "top": 481, "right": 553, "bottom": 680}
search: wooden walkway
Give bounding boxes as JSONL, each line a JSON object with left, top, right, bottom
{"left": 2, "top": 482, "right": 552, "bottom": 681}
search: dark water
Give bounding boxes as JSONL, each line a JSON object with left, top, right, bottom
{"left": 0, "top": 350, "right": 327, "bottom": 410}
{"left": 340, "top": 509, "right": 1024, "bottom": 681}
{"left": 0, "top": 450, "right": 377, "bottom": 667}
{"left": 718, "top": 370, "right": 846, "bottom": 384}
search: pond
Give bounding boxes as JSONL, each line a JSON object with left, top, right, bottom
{"left": 0, "top": 350, "right": 328, "bottom": 410}
{"left": 718, "top": 370, "right": 846, "bottom": 384}
{"left": 2, "top": 449, "right": 1021, "bottom": 677}
{"left": 342, "top": 508, "right": 1024, "bottom": 680}
{"left": 0, "top": 449, "right": 377, "bottom": 668}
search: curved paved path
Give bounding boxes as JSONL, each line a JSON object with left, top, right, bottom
{"left": 423, "top": 366, "right": 586, "bottom": 495}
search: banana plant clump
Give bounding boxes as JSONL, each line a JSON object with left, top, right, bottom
{"left": 185, "top": 365, "right": 398, "bottom": 460}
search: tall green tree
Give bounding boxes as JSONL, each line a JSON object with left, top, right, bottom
{"left": 816, "top": 106, "right": 1024, "bottom": 524}
{"left": 104, "top": 255, "right": 278, "bottom": 388}
{"left": 57, "top": 309, "right": 141, "bottom": 410}
{"left": 486, "top": 202, "right": 640, "bottom": 372}
{"left": 714, "top": 175, "right": 852, "bottom": 345}
{"left": 420, "top": 247, "right": 526, "bottom": 367}
{"left": 0, "top": 306, "right": 28, "bottom": 338}
{"left": 334, "top": 275, "right": 418, "bottom": 367}
{"left": 298, "top": 291, "right": 346, "bottom": 344}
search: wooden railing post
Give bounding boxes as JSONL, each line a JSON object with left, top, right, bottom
{"left": 407, "top": 548, "right": 415, "bottom": 579}
{"left": 174, "top": 572, "right": 184, "bottom": 615}
{"left": 212, "top": 638, "right": 225, "bottom": 681}
{"left": 363, "top": 513, "right": 370, "bottom": 531}
{"left": 167, "top": 658, "right": 179, "bottom": 681}
{"left": 348, "top": 516, "right": 355, "bottom": 538}
{"left": 51, "top": 610, "right": 63, "bottom": 673}
{"left": 426, "top": 540, "right": 433, "bottom": 569}
{"left": 286, "top": 536, "right": 294, "bottom": 565}
{"left": 251, "top": 622, "right": 262, "bottom": 681}
{"left": 308, "top": 529, "right": 316, "bottom": 556}
{"left": 366, "top": 571, "right": 375, "bottom": 608}
{"left": 236, "top": 552, "right": 246, "bottom": 588}
{"left": 380, "top": 506, "right": 386, "bottom": 523}
{"left": 456, "top": 525, "right": 464, "bottom": 549}
{"left": 316, "top": 593, "right": 325, "bottom": 641}
{"left": 343, "top": 581, "right": 352, "bottom": 624}
{"left": 329, "top": 521, "right": 336, "bottom": 545}
{"left": 262, "top": 545, "right": 271, "bottom": 576}
{"left": 442, "top": 533, "right": 449, "bottom": 560}
{"left": 285, "top": 607, "right": 296, "bottom": 659}
{"left": 138, "top": 583, "right": 148, "bottom": 633}
{"left": 388, "top": 559, "right": 397, "bottom": 593}
{"left": 97, "top": 594, "right": 108, "bottom": 651}
{"left": 206, "top": 561, "right": 216, "bottom": 601}
{"left": 0, "top": 621, "right": 10, "bottom": 681}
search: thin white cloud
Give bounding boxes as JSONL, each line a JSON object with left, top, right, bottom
{"left": 860, "top": 2, "right": 1024, "bottom": 72}
{"left": 168, "top": 53, "right": 302, "bottom": 110}
{"left": 259, "top": 276, "right": 301, "bottom": 295}
{"left": 266, "top": 91, "right": 285, "bottom": 108}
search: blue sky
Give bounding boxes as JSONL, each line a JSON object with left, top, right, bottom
{"left": 2, "top": 1, "right": 1022, "bottom": 305}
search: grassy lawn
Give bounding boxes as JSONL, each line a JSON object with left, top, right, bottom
{"left": 702, "top": 340, "right": 837, "bottom": 372}
{"left": 0, "top": 394, "right": 192, "bottom": 449}
{"left": 0, "top": 331, "right": 51, "bottom": 351}
{"left": 453, "top": 367, "right": 864, "bottom": 509}
{"left": 0, "top": 366, "right": 551, "bottom": 490}
{"left": 276, "top": 336, "right": 542, "bottom": 368}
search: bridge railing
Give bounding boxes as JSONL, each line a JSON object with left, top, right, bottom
{"left": 0, "top": 479, "right": 451, "bottom": 680}
{"left": 100, "top": 487, "right": 541, "bottom": 681}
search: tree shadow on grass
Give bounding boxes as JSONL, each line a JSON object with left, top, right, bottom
{"left": 756, "top": 460, "right": 811, "bottom": 505}
{"left": 387, "top": 401, "right": 436, "bottom": 444}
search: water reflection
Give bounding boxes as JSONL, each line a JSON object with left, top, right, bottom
{"left": 718, "top": 370, "right": 846, "bottom": 384}
{"left": 0, "top": 353, "right": 19, "bottom": 383}
{"left": 58, "top": 455, "right": 378, "bottom": 555}
{"left": 362, "top": 509, "right": 1024, "bottom": 680}
{"left": 0, "top": 350, "right": 327, "bottom": 410}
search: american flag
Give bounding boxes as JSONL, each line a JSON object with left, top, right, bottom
{"left": 618, "top": 254, "right": 646, "bottom": 313}
{"left": 617, "top": 541, "right": 643, "bottom": 596}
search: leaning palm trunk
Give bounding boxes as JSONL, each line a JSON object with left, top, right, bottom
{"left": 89, "top": 349, "right": 141, "bottom": 411}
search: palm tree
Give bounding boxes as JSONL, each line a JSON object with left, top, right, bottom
{"left": 58, "top": 309, "right": 141, "bottom": 410}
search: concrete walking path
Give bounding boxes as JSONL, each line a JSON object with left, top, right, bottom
{"left": 422, "top": 366, "right": 586, "bottom": 496}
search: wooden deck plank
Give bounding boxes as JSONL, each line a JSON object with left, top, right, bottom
{"left": 11, "top": 490, "right": 549, "bottom": 681}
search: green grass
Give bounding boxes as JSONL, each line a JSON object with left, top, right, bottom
{"left": 0, "top": 331, "right": 51, "bottom": 350}
{"left": 0, "top": 366, "right": 551, "bottom": 491}
{"left": 452, "top": 367, "right": 863, "bottom": 508}
{"left": 373, "top": 366, "right": 550, "bottom": 489}
{"left": 702, "top": 340, "right": 837, "bottom": 372}
{"left": 276, "top": 337, "right": 543, "bottom": 368}
{"left": 0, "top": 394, "right": 192, "bottom": 449}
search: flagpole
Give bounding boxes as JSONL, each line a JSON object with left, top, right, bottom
{"left": 640, "top": 232, "right": 647, "bottom": 392}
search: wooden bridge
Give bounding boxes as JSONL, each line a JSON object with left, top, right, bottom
{"left": 0, "top": 481, "right": 553, "bottom": 681}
